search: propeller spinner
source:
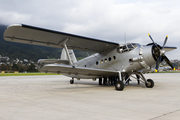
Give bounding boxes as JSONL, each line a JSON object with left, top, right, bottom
{"left": 148, "top": 33, "right": 175, "bottom": 72}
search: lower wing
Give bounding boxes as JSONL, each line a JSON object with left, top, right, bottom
{"left": 40, "top": 64, "right": 118, "bottom": 78}
{"left": 38, "top": 59, "right": 69, "bottom": 64}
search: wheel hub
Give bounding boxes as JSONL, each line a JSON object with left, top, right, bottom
{"left": 117, "top": 83, "right": 121, "bottom": 88}
{"left": 147, "top": 82, "right": 151, "bottom": 86}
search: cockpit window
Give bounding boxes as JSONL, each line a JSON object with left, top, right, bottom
{"left": 117, "top": 43, "right": 138, "bottom": 53}
{"left": 127, "top": 44, "right": 133, "bottom": 49}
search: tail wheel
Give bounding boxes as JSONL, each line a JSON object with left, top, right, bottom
{"left": 70, "top": 79, "right": 74, "bottom": 84}
{"left": 145, "top": 79, "right": 154, "bottom": 88}
{"left": 115, "top": 81, "right": 124, "bottom": 91}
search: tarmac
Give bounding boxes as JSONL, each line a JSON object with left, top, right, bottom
{"left": 0, "top": 73, "right": 180, "bottom": 120}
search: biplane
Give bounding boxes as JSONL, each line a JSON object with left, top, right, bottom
{"left": 3, "top": 24, "right": 177, "bottom": 91}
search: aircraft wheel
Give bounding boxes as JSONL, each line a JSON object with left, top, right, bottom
{"left": 70, "top": 79, "right": 74, "bottom": 84}
{"left": 145, "top": 79, "right": 154, "bottom": 88}
{"left": 115, "top": 81, "right": 124, "bottom": 91}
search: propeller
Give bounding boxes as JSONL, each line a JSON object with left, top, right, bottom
{"left": 148, "top": 33, "right": 175, "bottom": 72}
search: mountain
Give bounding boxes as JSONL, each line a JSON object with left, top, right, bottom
{"left": 0, "top": 24, "right": 87, "bottom": 61}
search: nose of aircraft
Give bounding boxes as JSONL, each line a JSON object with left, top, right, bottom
{"left": 148, "top": 33, "right": 175, "bottom": 72}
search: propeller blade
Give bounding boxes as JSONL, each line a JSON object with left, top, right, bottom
{"left": 148, "top": 33, "right": 155, "bottom": 43}
{"left": 148, "top": 33, "right": 160, "bottom": 50}
{"left": 148, "top": 34, "right": 175, "bottom": 71}
{"left": 155, "top": 56, "right": 162, "bottom": 72}
{"left": 163, "top": 55, "right": 175, "bottom": 70}
{"left": 162, "top": 35, "right": 168, "bottom": 49}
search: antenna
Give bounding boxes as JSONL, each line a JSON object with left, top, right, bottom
{"left": 124, "top": 32, "right": 129, "bottom": 51}
{"left": 124, "top": 32, "right": 126, "bottom": 44}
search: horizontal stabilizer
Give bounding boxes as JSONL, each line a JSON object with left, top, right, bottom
{"left": 38, "top": 59, "right": 69, "bottom": 64}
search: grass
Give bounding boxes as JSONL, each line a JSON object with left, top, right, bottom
{"left": 0, "top": 72, "right": 60, "bottom": 76}
{"left": 150, "top": 71, "right": 180, "bottom": 73}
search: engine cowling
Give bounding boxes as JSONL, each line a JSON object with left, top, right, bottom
{"left": 141, "top": 45, "right": 158, "bottom": 67}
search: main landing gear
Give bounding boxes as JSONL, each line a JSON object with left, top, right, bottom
{"left": 123, "top": 72, "right": 154, "bottom": 89}
{"left": 69, "top": 72, "right": 154, "bottom": 91}
{"left": 138, "top": 73, "right": 154, "bottom": 88}
{"left": 98, "top": 77, "right": 125, "bottom": 91}
{"left": 98, "top": 72, "right": 154, "bottom": 91}
{"left": 145, "top": 79, "right": 154, "bottom": 88}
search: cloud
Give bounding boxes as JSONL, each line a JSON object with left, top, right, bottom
{"left": 0, "top": 0, "right": 179, "bottom": 59}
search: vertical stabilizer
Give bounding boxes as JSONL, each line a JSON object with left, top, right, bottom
{"left": 60, "top": 49, "right": 77, "bottom": 63}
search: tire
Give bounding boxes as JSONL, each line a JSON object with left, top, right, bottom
{"left": 115, "top": 81, "right": 124, "bottom": 91}
{"left": 145, "top": 79, "right": 154, "bottom": 88}
{"left": 70, "top": 79, "right": 74, "bottom": 84}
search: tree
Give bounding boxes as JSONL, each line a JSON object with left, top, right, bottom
{"left": 12, "top": 63, "right": 18, "bottom": 71}
{"left": 27, "top": 63, "right": 38, "bottom": 72}
{"left": 0, "top": 64, "right": 7, "bottom": 71}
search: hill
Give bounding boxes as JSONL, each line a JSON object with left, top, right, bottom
{"left": 0, "top": 24, "right": 87, "bottom": 61}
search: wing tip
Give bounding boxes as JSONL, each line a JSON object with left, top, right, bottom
{"left": 7, "top": 24, "right": 22, "bottom": 28}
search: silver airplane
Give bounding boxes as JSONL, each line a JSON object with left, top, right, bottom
{"left": 3, "top": 24, "right": 177, "bottom": 91}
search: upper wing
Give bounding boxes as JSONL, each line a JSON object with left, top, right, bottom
{"left": 3, "top": 24, "right": 119, "bottom": 53}
{"left": 40, "top": 64, "right": 118, "bottom": 78}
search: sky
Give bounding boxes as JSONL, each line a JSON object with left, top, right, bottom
{"left": 0, "top": 0, "right": 179, "bottom": 59}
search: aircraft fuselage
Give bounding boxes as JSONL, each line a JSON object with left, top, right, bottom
{"left": 66, "top": 43, "right": 156, "bottom": 79}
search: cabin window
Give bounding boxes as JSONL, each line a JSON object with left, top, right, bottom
{"left": 101, "top": 60, "right": 103, "bottom": 63}
{"left": 113, "top": 56, "right": 116, "bottom": 60}
{"left": 104, "top": 58, "right": 107, "bottom": 62}
{"left": 96, "top": 61, "right": 99, "bottom": 65}
{"left": 109, "top": 57, "right": 111, "bottom": 61}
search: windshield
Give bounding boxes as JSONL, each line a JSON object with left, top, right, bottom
{"left": 118, "top": 43, "right": 138, "bottom": 53}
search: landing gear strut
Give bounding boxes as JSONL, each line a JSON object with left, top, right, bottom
{"left": 121, "top": 72, "right": 155, "bottom": 89}
{"left": 138, "top": 72, "right": 154, "bottom": 88}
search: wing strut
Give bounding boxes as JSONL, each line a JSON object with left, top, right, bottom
{"left": 63, "top": 38, "right": 73, "bottom": 66}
